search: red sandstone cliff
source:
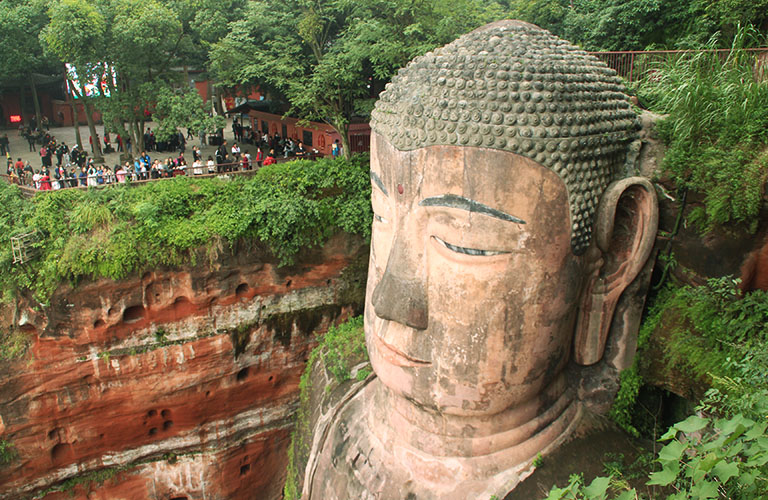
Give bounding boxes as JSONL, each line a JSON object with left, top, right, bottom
{"left": 0, "top": 234, "right": 368, "bottom": 500}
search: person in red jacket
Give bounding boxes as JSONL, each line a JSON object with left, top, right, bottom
{"left": 38, "top": 171, "right": 52, "bottom": 190}
{"left": 262, "top": 150, "right": 276, "bottom": 166}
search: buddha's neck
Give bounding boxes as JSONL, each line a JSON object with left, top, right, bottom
{"left": 367, "top": 374, "right": 578, "bottom": 458}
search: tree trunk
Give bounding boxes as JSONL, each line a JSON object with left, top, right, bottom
{"left": 65, "top": 76, "right": 82, "bottom": 149}
{"left": 29, "top": 75, "right": 42, "bottom": 127}
{"left": 213, "top": 85, "right": 224, "bottom": 115}
{"left": 340, "top": 125, "right": 351, "bottom": 159}
{"left": 206, "top": 79, "right": 214, "bottom": 113}
{"left": 70, "top": 98, "right": 82, "bottom": 149}
{"left": 131, "top": 119, "right": 145, "bottom": 153}
{"left": 330, "top": 114, "right": 351, "bottom": 159}
{"left": 82, "top": 100, "right": 104, "bottom": 163}
{"left": 104, "top": 65, "right": 130, "bottom": 150}
{"left": 19, "top": 84, "right": 28, "bottom": 126}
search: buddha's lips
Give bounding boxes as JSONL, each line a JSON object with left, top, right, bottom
{"left": 373, "top": 330, "right": 431, "bottom": 367}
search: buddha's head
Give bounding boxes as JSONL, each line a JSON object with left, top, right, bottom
{"left": 365, "top": 20, "right": 657, "bottom": 418}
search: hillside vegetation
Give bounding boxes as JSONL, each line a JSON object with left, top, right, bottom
{"left": 639, "top": 27, "right": 768, "bottom": 233}
{"left": 0, "top": 155, "right": 372, "bottom": 304}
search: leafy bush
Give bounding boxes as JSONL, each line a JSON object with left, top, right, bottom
{"left": 610, "top": 277, "right": 768, "bottom": 434}
{"left": 699, "top": 341, "right": 768, "bottom": 421}
{"left": 0, "top": 155, "right": 372, "bottom": 303}
{"left": 642, "top": 26, "right": 768, "bottom": 233}
{"left": 0, "top": 327, "right": 30, "bottom": 361}
{"left": 545, "top": 413, "right": 768, "bottom": 499}
{"left": 660, "top": 278, "right": 768, "bottom": 397}
{"left": 647, "top": 414, "right": 768, "bottom": 499}
{"left": 318, "top": 315, "right": 369, "bottom": 384}
{"left": 589, "top": 279, "right": 768, "bottom": 499}
{"left": 609, "top": 365, "right": 644, "bottom": 437}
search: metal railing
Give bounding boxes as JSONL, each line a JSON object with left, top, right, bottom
{"left": 11, "top": 231, "right": 39, "bottom": 264}
{"left": 1, "top": 153, "right": 325, "bottom": 195}
{"left": 589, "top": 48, "right": 768, "bottom": 83}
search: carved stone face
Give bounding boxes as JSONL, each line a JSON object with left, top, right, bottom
{"left": 366, "top": 132, "right": 587, "bottom": 417}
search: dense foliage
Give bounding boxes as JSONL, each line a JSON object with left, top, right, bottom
{"left": 612, "top": 278, "right": 768, "bottom": 435}
{"left": 638, "top": 27, "right": 768, "bottom": 233}
{"left": 506, "top": 0, "right": 768, "bottom": 51}
{"left": 547, "top": 411, "right": 768, "bottom": 499}
{"left": 209, "top": 0, "right": 504, "bottom": 157}
{"left": 0, "top": 155, "right": 372, "bottom": 303}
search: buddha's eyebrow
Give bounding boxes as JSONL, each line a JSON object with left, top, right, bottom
{"left": 370, "top": 171, "right": 388, "bottom": 197}
{"left": 419, "top": 194, "right": 526, "bottom": 224}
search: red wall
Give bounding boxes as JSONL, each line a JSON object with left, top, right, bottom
{"left": 245, "top": 110, "right": 370, "bottom": 156}
{"left": 51, "top": 100, "right": 102, "bottom": 126}
{"left": 0, "top": 90, "right": 56, "bottom": 127}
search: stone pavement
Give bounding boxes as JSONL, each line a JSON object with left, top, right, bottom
{"left": 2, "top": 118, "right": 257, "bottom": 172}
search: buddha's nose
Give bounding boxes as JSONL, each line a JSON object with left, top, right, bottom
{"left": 371, "top": 234, "right": 428, "bottom": 330}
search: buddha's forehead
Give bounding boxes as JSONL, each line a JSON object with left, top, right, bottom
{"left": 372, "top": 137, "right": 569, "bottom": 209}
{"left": 370, "top": 19, "right": 639, "bottom": 255}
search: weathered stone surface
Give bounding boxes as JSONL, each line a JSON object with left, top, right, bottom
{"left": 0, "top": 233, "right": 367, "bottom": 500}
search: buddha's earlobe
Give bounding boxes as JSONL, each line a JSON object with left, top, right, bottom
{"left": 573, "top": 177, "right": 658, "bottom": 366}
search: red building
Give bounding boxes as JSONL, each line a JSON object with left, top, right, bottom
{"left": 227, "top": 101, "right": 370, "bottom": 156}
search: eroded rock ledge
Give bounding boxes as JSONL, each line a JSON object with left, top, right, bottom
{"left": 0, "top": 233, "right": 368, "bottom": 500}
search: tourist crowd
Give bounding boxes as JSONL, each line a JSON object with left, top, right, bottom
{"left": 4, "top": 120, "right": 335, "bottom": 191}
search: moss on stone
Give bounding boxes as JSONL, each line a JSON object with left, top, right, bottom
{"left": 283, "top": 316, "right": 370, "bottom": 500}
{"left": 0, "top": 327, "right": 30, "bottom": 361}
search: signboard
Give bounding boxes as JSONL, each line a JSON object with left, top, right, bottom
{"left": 66, "top": 63, "right": 117, "bottom": 99}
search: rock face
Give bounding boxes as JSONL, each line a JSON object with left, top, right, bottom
{"left": 0, "top": 233, "right": 367, "bottom": 500}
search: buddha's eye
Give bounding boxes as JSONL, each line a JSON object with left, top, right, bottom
{"left": 433, "top": 236, "right": 508, "bottom": 256}
{"left": 374, "top": 214, "right": 388, "bottom": 224}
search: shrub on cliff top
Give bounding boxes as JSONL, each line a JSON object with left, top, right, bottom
{"left": 0, "top": 155, "right": 372, "bottom": 303}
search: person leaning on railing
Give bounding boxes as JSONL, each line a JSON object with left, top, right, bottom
{"left": 263, "top": 150, "right": 276, "bottom": 166}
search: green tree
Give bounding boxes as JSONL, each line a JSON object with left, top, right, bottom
{"left": 696, "top": 0, "right": 768, "bottom": 41}
{"left": 152, "top": 86, "right": 224, "bottom": 143}
{"left": 41, "top": 0, "right": 235, "bottom": 156}
{"left": 210, "top": 0, "right": 505, "bottom": 158}
{"left": 100, "top": 0, "right": 186, "bottom": 152}
{"left": 41, "top": 0, "right": 107, "bottom": 160}
{"left": 0, "top": 0, "right": 61, "bottom": 126}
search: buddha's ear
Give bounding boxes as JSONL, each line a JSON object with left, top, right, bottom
{"left": 574, "top": 177, "right": 658, "bottom": 366}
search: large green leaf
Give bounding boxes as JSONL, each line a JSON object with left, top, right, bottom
{"left": 674, "top": 415, "right": 709, "bottom": 434}
{"left": 647, "top": 462, "right": 680, "bottom": 486}
{"left": 658, "top": 440, "right": 687, "bottom": 462}
{"left": 582, "top": 476, "right": 609, "bottom": 499}
{"left": 712, "top": 460, "right": 739, "bottom": 483}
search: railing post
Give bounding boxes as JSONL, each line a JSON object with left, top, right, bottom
{"left": 630, "top": 52, "right": 635, "bottom": 83}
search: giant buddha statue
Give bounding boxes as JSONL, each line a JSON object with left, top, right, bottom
{"left": 303, "top": 20, "right": 658, "bottom": 499}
